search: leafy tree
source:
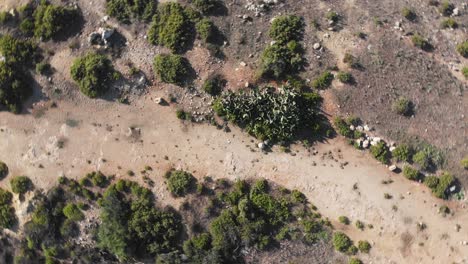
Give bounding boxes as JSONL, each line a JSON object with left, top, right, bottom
{"left": 10, "top": 176, "right": 33, "bottom": 194}
{"left": 148, "top": 3, "right": 195, "bottom": 53}
{"left": 106, "top": 0, "right": 157, "bottom": 23}
{"left": 0, "top": 161, "right": 8, "bottom": 179}
{"left": 153, "top": 54, "right": 191, "bottom": 85}
{"left": 33, "top": 2, "right": 81, "bottom": 40}
{"left": 62, "top": 203, "right": 84, "bottom": 221}
{"left": 259, "top": 41, "right": 305, "bottom": 80}
{"left": 269, "top": 15, "right": 305, "bottom": 43}
{"left": 196, "top": 18, "right": 216, "bottom": 43}
{"left": 0, "top": 188, "right": 15, "bottom": 229}
{"left": 333, "top": 232, "right": 352, "bottom": 252}
{"left": 392, "top": 144, "right": 412, "bottom": 162}
{"left": 70, "top": 53, "right": 116, "bottom": 98}
{"left": 167, "top": 170, "right": 196, "bottom": 197}
{"left": 209, "top": 209, "right": 242, "bottom": 261}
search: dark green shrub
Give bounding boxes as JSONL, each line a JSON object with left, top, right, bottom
{"left": 355, "top": 220, "right": 364, "bottom": 230}
{"left": 457, "top": 41, "right": 468, "bottom": 58}
{"left": 392, "top": 144, "right": 412, "bottom": 162}
{"left": 0, "top": 188, "right": 13, "bottom": 205}
{"left": 35, "top": 62, "right": 51, "bottom": 75}
{"left": 209, "top": 209, "right": 241, "bottom": 261}
{"left": 370, "top": 142, "right": 391, "bottom": 164}
{"left": 269, "top": 15, "right": 305, "bottom": 43}
{"left": 87, "top": 171, "right": 109, "bottom": 188}
{"left": 153, "top": 54, "right": 191, "bottom": 85}
{"left": 439, "top": 1, "right": 454, "bottom": 16}
{"left": 0, "top": 11, "right": 12, "bottom": 25}
{"left": 347, "top": 245, "right": 358, "bottom": 255}
{"left": 326, "top": 11, "right": 339, "bottom": 22}
{"left": 462, "top": 67, "right": 468, "bottom": 79}
{"left": 33, "top": 2, "right": 81, "bottom": 40}
{"left": 349, "top": 258, "right": 363, "bottom": 264}
{"left": 337, "top": 72, "right": 353, "bottom": 84}
{"left": 358, "top": 240, "right": 371, "bottom": 253}
{"left": 0, "top": 204, "right": 16, "bottom": 229}
{"left": 338, "top": 216, "right": 350, "bottom": 225}
{"left": 441, "top": 18, "right": 458, "bottom": 29}
{"left": 60, "top": 219, "right": 79, "bottom": 237}
{"left": 312, "top": 71, "right": 334, "bottom": 89}
{"left": 196, "top": 18, "right": 215, "bottom": 43}
{"left": 291, "top": 190, "right": 306, "bottom": 203}
{"left": 413, "top": 151, "right": 431, "bottom": 171}
{"left": 424, "top": 175, "right": 439, "bottom": 189}
{"left": 0, "top": 161, "right": 8, "bottom": 179}
{"left": 148, "top": 3, "right": 194, "bottom": 53}
{"left": 333, "top": 117, "right": 353, "bottom": 138}
{"left": 433, "top": 172, "right": 454, "bottom": 199}
{"left": 259, "top": 41, "right": 305, "bottom": 80}
{"left": 106, "top": 0, "right": 157, "bottom": 23}
{"left": 10, "top": 176, "right": 33, "bottom": 194}
{"left": 176, "top": 109, "right": 191, "bottom": 120}
{"left": 392, "top": 97, "right": 413, "bottom": 116}
{"left": 192, "top": 0, "right": 221, "bottom": 14}
{"left": 202, "top": 74, "right": 224, "bottom": 96}
{"left": 402, "top": 7, "right": 416, "bottom": 20}
{"left": 62, "top": 203, "right": 85, "bottom": 221}
{"left": 333, "top": 232, "right": 352, "bottom": 252}
{"left": 461, "top": 156, "right": 468, "bottom": 169}
{"left": 70, "top": 53, "right": 116, "bottom": 98}
{"left": 403, "top": 165, "right": 420, "bottom": 181}
{"left": 20, "top": 18, "right": 35, "bottom": 35}
{"left": 412, "top": 34, "right": 432, "bottom": 51}
{"left": 167, "top": 170, "right": 196, "bottom": 197}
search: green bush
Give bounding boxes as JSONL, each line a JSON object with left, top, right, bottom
{"left": 411, "top": 34, "right": 431, "bottom": 51}
{"left": 462, "top": 66, "right": 468, "bottom": 79}
{"left": 349, "top": 258, "right": 363, "bottom": 264}
{"left": 70, "top": 53, "right": 116, "bottom": 98}
{"left": 20, "top": 18, "right": 35, "bottom": 35}
{"left": 403, "top": 165, "right": 420, "bottom": 181}
{"left": 402, "top": 7, "right": 416, "bottom": 20}
{"left": 62, "top": 203, "right": 85, "bottom": 221}
{"left": 33, "top": 2, "right": 81, "bottom": 40}
{"left": 461, "top": 156, "right": 468, "bottom": 169}
{"left": 196, "top": 18, "right": 215, "bottom": 43}
{"left": 433, "top": 172, "right": 454, "bottom": 199}
{"left": 0, "top": 188, "right": 15, "bottom": 228}
{"left": 338, "top": 216, "right": 350, "bottom": 225}
{"left": 358, "top": 240, "right": 371, "bottom": 253}
{"left": 424, "top": 175, "right": 439, "bottom": 189}
{"left": 269, "top": 15, "right": 305, "bottom": 43}
{"left": 153, "top": 54, "right": 191, "bottom": 85}
{"left": 413, "top": 151, "right": 431, "bottom": 171}
{"left": 259, "top": 41, "right": 305, "bottom": 80}
{"left": 312, "top": 71, "right": 334, "bottom": 89}
{"left": 457, "top": 41, "right": 468, "bottom": 58}
{"left": 333, "top": 232, "right": 352, "bottom": 252}
{"left": 167, "top": 170, "right": 196, "bottom": 197}
{"left": 0, "top": 161, "right": 8, "bottom": 179}
{"left": 291, "top": 190, "right": 306, "bottom": 203}
{"left": 10, "top": 176, "right": 33, "bottom": 194}
{"left": 0, "top": 188, "right": 13, "bottom": 205}
{"left": 392, "top": 97, "right": 413, "bottom": 116}
{"left": 106, "top": 0, "right": 157, "bottom": 23}
{"left": 148, "top": 3, "right": 194, "bottom": 53}
{"left": 202, "top": 74, "right": 224, "bottom": 96}
{"left": 343, "top": 53, "right": 360, "bottom": 68}
{"left": 355, "top": 220, "right": 364, "bottom": 230}
{"left": 176, "top": 109, "right": 191, "bottom": 121}
{"left": 439, "top": 1, "right": 454, "bottom": 16}
{"left": 0, "top": 11, "right": 12, "bottom": 25}
{"left": 36, "top": 62, "right": 51, "bottom": 75}
{"left": 333, "top": 117, "right": 353, "bottom": 138}
{"left": 370, "top": 142, "right": 391, "bottom": 164}
{"left": 392, "top": 144, "right": 412, "bottom": 162}
{"left": 337, "top": 72, "right": 353, "bottom": 84}
{"left": 326, "top": 11, "right": 339, "bottom": 22}
{"left": 441, "top": 18, "right": 458, "bottom": 29}
{"left": 192, "top": 0, "right": 221, "bottom": 14}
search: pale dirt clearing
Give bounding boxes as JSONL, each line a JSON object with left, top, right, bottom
{"left": 0, "top": 92, "right": 467, "bottom": 264}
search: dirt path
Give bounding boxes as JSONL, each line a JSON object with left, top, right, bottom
{"left": 0, "top": 93, "right": 467, "bottom": 263}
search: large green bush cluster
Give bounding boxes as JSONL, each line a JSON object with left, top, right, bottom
{"left": 148, "top": 3, "right": 195, "bottom": 53}
{"left": 432, "top": 172, "right": 455, "bottom": 199}
{"left": 0, "top": 188, "right": 15, "bottom": 229}
{"left": 0, "top": 35, "right": 37, "bottom": 113}
{"left": 70, "top": 53, "right": 116, "bottom": 98}
{"left": 213, "top": 86, "right": 324, "bottom": 142}
{"left": 33, "top": 2, "right": 80, "bottom": 40}
{"left": 403, "top": 165, "right": 420, "bottom": 181}
{"left": 259, "top": 15, "right": 306, "bottom": 80}
{"left": 166, "top": 170, "right": 196, "bottom": 197}
{"left": 10, "top": 176, "right": 33, "bottom": 194}
{"left": 332, "top": 232, "right": 353, "bottom": 252}
{"left": 106, "top": 0, "right": 157, "bottom": 23}
{"left": 370, "top": 141, "right": 391, "bottom": 164}
{"left": 153, "top": 54, "right": 192, "bottom": 85}
{"left": 392, "top": 144, "right": 413, "bottom": 162}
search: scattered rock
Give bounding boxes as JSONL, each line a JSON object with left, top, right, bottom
{"left": 313, "top": 43, "right": 321, "bottom": 50}
{"left": 258, "top": 142, "right": 265, "bottom": 150}
{"left": 389, "top": 165, "right": 397, "bottom": 172}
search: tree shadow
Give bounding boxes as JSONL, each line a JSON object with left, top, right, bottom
{"left": 52, "top": 8, "right": 85, "bottom": 42}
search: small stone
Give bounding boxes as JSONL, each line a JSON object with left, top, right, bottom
{"left": 258, "top": 142, "right": 265, "bottom": 150}
{"left": 389, "top": 165, "right": 397, "bottom": 172}
{"left": 240, "top": 61, "right": 247, "bottom": 67}
{"left": 313, "top": 43, "right": 321, "bottom": 50}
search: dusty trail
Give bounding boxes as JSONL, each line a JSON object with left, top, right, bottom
{"left": 0, "top": 94, "right": 467, "bottom": 264}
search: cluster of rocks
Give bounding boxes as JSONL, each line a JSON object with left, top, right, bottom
{"left": 244, "top": 0, "right": 280, "bottom": 17}
{"left": 88, "top": 27, "right": 115, "bottom": 46}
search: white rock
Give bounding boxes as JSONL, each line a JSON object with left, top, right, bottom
{"left": 373, "top": 137, "right": 381, "bottom": 143}
{"left": 362, "top": 140, "right": 369, "bottom": 148}
{"left": 356, "top": 125, "right": 364, "bottom": 131}
{"left": 389, "top": 146, "right": 396, "bottom": 152}
{"left": 452, "top": 8, "right": 459, "bottom": 16}
{"left": 389, "top": 165, "right": 397, "bottom": 171}
{"left": 240, "top": 61, "right": 247, "bottom": 67}
{"left": 313, "top": 43, "right": 321, "bottom": 50}
{"left": 364, "top": 125, "right": 371, "bottom": 131}
{"left": 258, "top": 143, "right": 265, "bottom": 150}
{"left": 349, "top": 125, "right": 355, "bottom": 131}
{"left": 449, "top": 186, "right": 456, "bottom": 192}
{"left": 154, "top": 97, "right": 165, "bottom": 105}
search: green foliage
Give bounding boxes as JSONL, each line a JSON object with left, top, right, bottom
{"left": 214, "top": 86, "right": 324, "bottom": 142}
{"left": 291, "top": 189, "right": 306, "bottom": 203}
{"left": 403, "top": 165, "right": 420, "bottom": 181}
{"left": 349, "top": 258, "right": 363, "bottom": 264}
{"left": 10, "top": 176, "right": 33, "bottom": 194}
{"left": 339, "top": 216, "right": 350, "bottom": 225}
{"left": 333, "top": 232, "right": 352, "bottom": 252}
{"left": 70, "top": 53, "right": 116, "bottom": 98}
{"left": 167, "top": 170, "right": 196, "bottom": 197}
{"left": 106, "top": 0, "right": 157, "bottom": 23}
{"left": 462, "top": 66, "right": 468, "bottom": 79}
{"left": 0, "top": 188, "right": 15, "bottom": 229}
{"left": 439, "top": 1, "right": 454, "bottom": 16}
{"left": 209, "top": 209, "right": 241, "bottom": 261}
{"left": 441, "top": 18, "right": 458, "bottom": 29}
{"left": 0, "top": 11, "right": 12, "bottom": 25}
{"left": 343, "top": 53, "right": 360, "bottom": 68}
{"left": 148, "top": 3, "right": 195, "bottom": 53}
{"left": 202, "top": 74, "right": 224, "bottom": 96}
{"left": 86, "top": 171, "right": 109, "bottom": 188}
{"left": 457, "top": 41, "right": 468, "bottom": 58}
{"left": 424, "top": 175, "right": 439, "bottom": 189}
{"left": 432, "top": 172, "right": 454, "bottom": 199}
{"left": 413, "top": 150, "right": 431, "bottom": 171}
{"left": 0, "top": 161, "right": 8, "bottom": 179}
{"left": 333, "top": 117, "right": 353, "bottom": 138}
{"left": 392, "top": 97, "right": 413, "bottom": 116}
{"left": 312, "top": 71, "right": 334, "bottom": 89}
{"left": 259, "top": 41, "right": 305, "bottom": 80}
{"left": 36, "top": 62, "right": 51, "bottom": 75}
{"left": 176, "top": 109, "right": 191, "bottom": 121}
{"left": 461, "top": 156, "right": 468, "bottom": 169}
{"left": 62, "top": 203, "right": 84, "bottom": 221}
{"left": 153, "top": 54, "right": 191, "bottom": 85}
{"left": 326, "top": 11, "right": 339, "bottom": 22}
{"left": 196, "top": 18, "right": 215, "bottom": 43}
{"left": 192, "top": 0, "right": 221, "bottom": 14}
{"left": 370, "top": 142, "right": 391, "bottom": 164}
{"left": 402, "top": 7, "right": 416, "bottom": 20}
{"left": 337, "top": 71, "right": 353, "bottom": 84}
{"left": 269, "top": 15, "right": 305, "bottom": 43}
{"left": 33, "top": 2, "right": 81, "bottom": 40}
{"left": 358, "top": 240, "right": 371, "bottom": 253}
{"left": 392, "top": 144, "right": 412, "bottom": 162}
{"left": 411, "top": 34, "right": 431, "bottom": 51}
{"left": 355, "top": 220, "right": 364, "bottom": 230}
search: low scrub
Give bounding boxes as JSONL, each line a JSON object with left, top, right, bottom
{"left": 412, "top": 34, "right": 432, "bottom": 51}
{"left": 358, "top": 240, "right": 371, "bottom": 253}
{"left": 392, "top": 144, "right": 413, "bottom": 162}
{"left": 392, "top": 97, "right": 413, "bottom": 116}
{"left": 166, "top": 170, "right": 196, "bottom": 197}
{"left": 0, "top": 161, "right": 8, "bottom": 179}
{"left": 106, "top": 0, "right": 157, "bottom": 23}
{"left": 33, "top": 2, "right": 81, "bottom": 40}
{"left": 312, "top": 71, "right": 334, "bottom": 89}
{"left": 10, "top": 175, "right": 33, "bottom": 194}
{"left": 153, "top": 54, "right": 192, "bottom": 86}
{"left": 462, "top": 66, "right": 468, "bottom": 79}
{"left": 370, "top": 142, "right": 391, "bottom": 164}
{"left": 333, "top": 232, "right": 352, "bottom": 252}
{"left": 0, "top": 188, "right": 15, "bottom": 229}
{"left": 457, "top": 41, "right": 468, "bottom": 58}
{"left": 403, "top": 165, "right": 420, "bottom": 181}
{"left": 202, "top": 74, "right": 224, "bottom": 96}
{"left": 269, "top": 15, "right": 305, "bottom": 43}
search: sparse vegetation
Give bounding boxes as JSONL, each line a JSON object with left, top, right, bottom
{"left": 462, "top": 66, "right": 468, "bottom": 79}
{"left": 166, "top": 170, "right": 196, "bottom": 197}
{"left": 202, "top": 74, "right": 224, "bottom": 96}
{"left": 439, "top": 1, "right": 454, "bottom": 16}
{"left": 337, "top": 72, "right": 353, "bottom": 84}
{"left": 461, "top": 156, "right": 468, "bottom": 169}
{"left": 402, "top": 7, "right": 416, "bottom": 20}
{"left": 339, "top": 216, "right": 350, "bottom": 225}
{"left": 412, "top": 34, "right": 432, "bottom": 51}
{"left": 70, "top": 53, "right": 116, "bottom": 98}
{"left": 403, "top": 165, "right": 420, "bottom": 181}
{"left": 312, "top": 71, "right": 334, "bottom": 89}
{"left": 392, "top": 97, "right": 413, "bottom": 116}
{"left": 10, "top": 176, "right": 33, "bottom": 194}
{"left": 358, "top": 240, "right": 371, "bottom": 253}
{"left": 153, "top": 54, "right": 191, "bottom": 86}
{"left": 441, "top": 18, "right": 458, "bottom": 29}
{"left": 457, "top": 41, "right": 468, "bottom": 58}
